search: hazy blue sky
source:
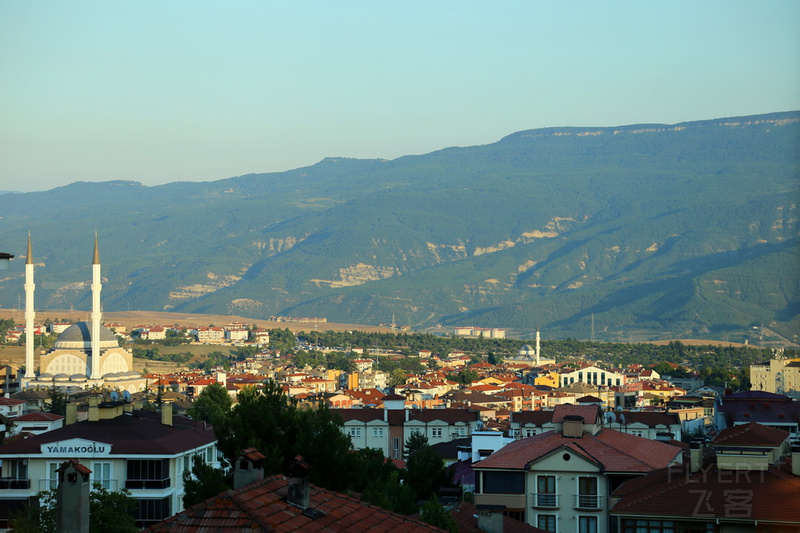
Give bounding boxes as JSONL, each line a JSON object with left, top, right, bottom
{"left": 2, "top": 1, "right": 799, "bottom": 192}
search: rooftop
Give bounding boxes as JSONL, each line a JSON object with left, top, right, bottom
{"left": 143, "top": 475, "right": 443, "bottom": 532}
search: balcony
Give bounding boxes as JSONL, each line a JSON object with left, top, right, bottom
{"left": 574, "top": 494, "right": 603, "bottom": 510}
{"left": 0, "top": 478, "right": 30, "bottom": 490}
{"left": 125, "top": 478, "right": 171, "bottom": 490}
{"left": 531, "top": 492, "right": 560, "bottom": 509}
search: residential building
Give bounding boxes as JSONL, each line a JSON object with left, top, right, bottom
{"left": 8, "top": 412, "right": 64, "bottom": 437}
{"left": 611, "top": 422, "right": 800, "bottom": 533}
{"left": 750, "top": 356, "right": 800, "bottom": 398}
{"left": 195, "top": 326, "right": 225, "bottom": 343}
{"left": 0, "top": 400, "right": 217, "bottom": 529}
{"left": 714, "top": 390, "right": 800, "bottom": 438}
{"left": 560, "top": 365, "right": 626, "bottom": 388}
{"left": 473, "top": 404, "right": 682, "bottom": 531}
{"left": 337, "top": 393, "right": 480, "bottom": 460}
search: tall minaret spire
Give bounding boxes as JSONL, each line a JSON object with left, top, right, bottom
{"left": 90, "top": 233, "right": 102, "bottom": 380}
{"left": 535, "top": 327, "right": 541, "bottom": 366}
{"left": 24, "top": 233, "right": 35, "bottom": 380}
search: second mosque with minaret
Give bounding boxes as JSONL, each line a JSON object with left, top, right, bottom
{"left": 20, "top": 235, "right": 146, "bottom": 392}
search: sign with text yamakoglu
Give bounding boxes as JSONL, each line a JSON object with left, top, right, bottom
{"left": 40, "top": 438, "right": 113, "bottom": 457}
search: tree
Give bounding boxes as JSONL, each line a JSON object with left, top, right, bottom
{"left": 188, "top": 382, "right": 232, "bottom": 426}
{"left": 404, "top": 430, "right": 428, "bottom": 460}
{"left": 419, "top": 496, "right": 458, "bottom": 533}
{"left": 389, "top": 368, "right": 408, "bottom": 387}
{"left": 47, "top": 387, "right": 68, "bottom": 416}
{"left": 89, "top": 484, "right": 138, "bottom": 532}
{"left": 214, "top": 380, "right": 358, "bottom": 492}
{"left": 404, "top": 445, "right": 455, "bottom": 503}
{"left": 182, "top": 456, "right": 231, "bottom": 507}
{"left": 10, "top": 484, "right": 137, "bottom": 533}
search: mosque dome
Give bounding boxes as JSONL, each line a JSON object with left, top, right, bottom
{"left": 519, "top": 344, "right": 535, "bottom": 357}
{"left": 55, "top": 322, "right": 119, "bottom": 350}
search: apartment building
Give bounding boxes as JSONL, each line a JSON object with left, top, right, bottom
{"left": 473, "top": 404, "right": 682, "bottom": 532}
{"left": 0, "top": 400, "right": 217, "bottom": 529}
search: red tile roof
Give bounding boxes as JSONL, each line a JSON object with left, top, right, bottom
{"left": 144, "top": 475, "right": 443, "bottom": 532}
{"left": 474, "top": 429, "right": 681, "bottom": 473}
{"left": 611, "top": 463, "right": 800, "bottom": 524}
{"left": 712, "top": 422, "right": 790, "bottom": 447}
{"left": 551, "top": 404, "right": 602, "bottom": 424}
{"left": 12, "top": 412, "right": 64, "bottom": 422}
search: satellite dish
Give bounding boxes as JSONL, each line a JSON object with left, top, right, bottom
{"left": 605, "top": 411, "right": 617, "bottom": 424}
{"left": 123, "top": 390, "right": 132, "bottom": 402}
{"left": 620, "top": 414, "right": 626, "bottom": 426}
{"left": 616, "top": 405, "right": 623, "bottom": 412}
{"left": 110, "top": 391, "right": 119, "bottom": 402}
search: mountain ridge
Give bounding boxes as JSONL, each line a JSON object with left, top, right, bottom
{"left": 1, "top": 111, "right": 798, "bottom": 343}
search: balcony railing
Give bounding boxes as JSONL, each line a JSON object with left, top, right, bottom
{"left": 574, "top": 494, "right": 603, "bottom": 510}
{"left": 0, "top": 478, "right": 31, "bottom": 490}
{"left": 531, "top": 492, "right": 560, "bottom": 508}
{"left": 125, "top": 478, "right": 171, "bottom": 490}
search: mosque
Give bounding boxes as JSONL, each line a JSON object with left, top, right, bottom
{"left": 503, "top": 328, "right": 556, "bottom": 367}
{"left": 20, "top": 235, "right": 147, "bottom": 393}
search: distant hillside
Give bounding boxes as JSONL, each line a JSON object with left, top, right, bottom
{"left": 0, "top": 112, "right": 798, "bottom": 343}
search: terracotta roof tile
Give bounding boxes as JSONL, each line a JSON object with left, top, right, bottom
{"left": 713, "top": 421, "right": 790, "bottom": 447}
{"left": 144, "top": 475, "right": 444, "bottom": 532}
{"left": 474, "top": 429, "right": 681, "bottom": 473}
{"left": 611, "top": 463, "right": 800, "bottom": 523}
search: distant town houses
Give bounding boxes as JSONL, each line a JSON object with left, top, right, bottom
{"left": 3, "top": 317, "right": 798, "bottom": 531}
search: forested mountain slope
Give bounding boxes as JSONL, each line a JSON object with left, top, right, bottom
{"left": 1, "top": 112, "right": 797, "bottom": 343}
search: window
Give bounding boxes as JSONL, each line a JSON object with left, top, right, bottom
{"left": 126, "top": 459, "right": 170, "bottom": 489}
{"left": 349, "top": 427, "right": 362, "bottom": 438}
{"left": 621, "top": 519, "right": 715, "bottom": 533}
{"left": 579, "top": 516, "right": 598, "bottom": 533}
{"left": 431, "top": 427, "right": 443, "bottom": 439}
{"left": 537, "top": 514, "right": 557, "bottom": 533}
{"left": 483, "top": 471, "right": 525, "bottom": 494}
{"left": 535, "top": 475, "right": 558, "bottom": 508}
{"left": 392, "top": 437, "right": 401, "bottom": 459}
{"left": 524, "top": 428, "right": 537, "bottom": 437}
{"left": 206, "top": 446, "right": 215, "bottom": 463}
{"left": 372, "top": 427, "right": 384, "bottom": 438}
{"left": 92, "top": 462, "right": 112, "bottom": 490}
{"left": 576, "top": 476, "right": 600, "bottom": 509}
{"left": 135, "top": 497, "right": 171, "bottom": 528}
{"left": 0, "top": 460, "right": 29, "bottom": 489}
{"left": 47, "top": 462, "right": 60, "bottom": 489}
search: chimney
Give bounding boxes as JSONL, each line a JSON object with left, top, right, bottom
{"left": 792, "top": 444, "right": 800, "bottom": 477}
{"left": 287, "top": 455, "right": 310, "bottom": 509}
{"left": 88, "top": 396, "right": 100, "bottom": 422}
{"left": 56, "top": 460, "right": 91, "bottom": 533}
{"left": 65, "top": 402, "right": 77, "bottom": 425}
{"left": 562, "top": 415, "right": 584, "bottom": 438}
{"left": 234, "top": 448, "right": 265, "bottom": 489}
{"left": 689, "top": 438, "right": 704, "bottom": 473}
{"left": 476, "top": 505, "right": 504, "bottom": 533}
{"left": 161, "top": 402, "right": 173, "bottom": 426}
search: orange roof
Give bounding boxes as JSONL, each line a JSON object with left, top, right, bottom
{"left": 475, "top": 429, "right": 681, "bottom": 473}
{"left": 144, "top": 475, "right": 442, "bottom": 532}
{"left": 713, "top": 421, "right": 789, "bottom": 447}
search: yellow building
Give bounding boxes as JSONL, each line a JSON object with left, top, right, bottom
{"left": 750, "top": 356, "right": 800, "bottom": 398}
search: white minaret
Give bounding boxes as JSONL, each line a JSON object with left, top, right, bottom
{"left": 24, "top": 234, "right": 35, "bottom": 379}
{"left": 535, "top": 327, "right": 541, "bottom": 366}
{"left": 90, "top": 234, "right": 102, "bottom": 380}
